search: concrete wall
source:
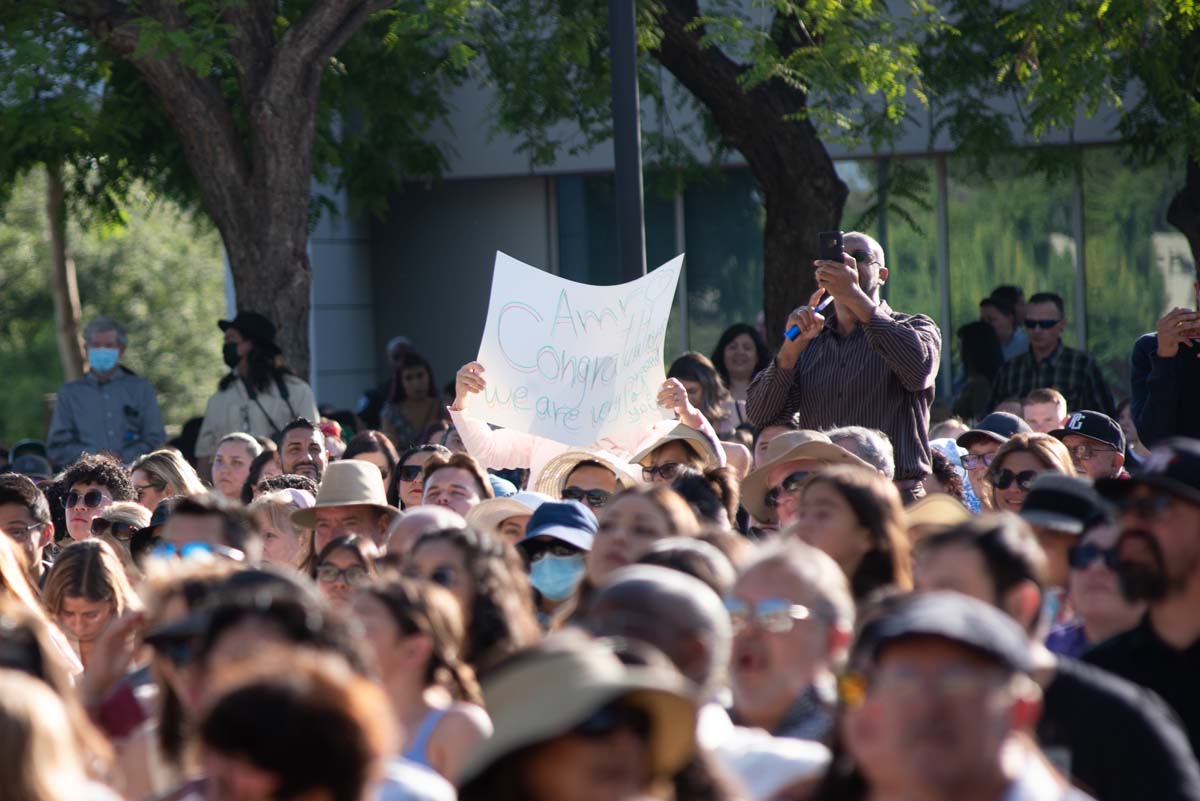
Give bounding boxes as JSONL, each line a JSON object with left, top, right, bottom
{"left": 368, "top": 175, "right": 557, "bottom": 390}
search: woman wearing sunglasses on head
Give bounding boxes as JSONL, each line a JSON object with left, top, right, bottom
{"left": 984, "top": 433, "right": 1075, "bottom": 514}
{"left": 403, "top": 527, "right": 540, "bottom": 677}
{"left": 90, "top": 501, "right": 151, "bottom": 576}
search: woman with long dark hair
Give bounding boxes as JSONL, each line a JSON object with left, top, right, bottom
{"left": 195, "top": 311, "right": 319, "bottom": 473}
{"left": 710, "top": 323, "right": 770, "bottom": 431}
{"left": 381, "top": 353, "right": 446, "bottom": 450}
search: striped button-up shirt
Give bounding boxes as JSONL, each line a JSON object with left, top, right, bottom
{"left": 746, "top": 301, "right": 941, "bottom": 479}
{"left": 988, "top": 343, "right": 1115, "bottom": 417}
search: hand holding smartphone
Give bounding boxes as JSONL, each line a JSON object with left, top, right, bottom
{"left": 785, "top": 231, "right": 841, "bottom": 340}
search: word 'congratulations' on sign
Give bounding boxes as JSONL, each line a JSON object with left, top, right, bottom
{"left": 473, "top": 252, "right": 684, "bottom": 447}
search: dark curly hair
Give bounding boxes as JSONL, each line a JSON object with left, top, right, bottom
{"left": 929, "top": 448, "right": 968, "bottom": 505}
{"left": 59, "top": 453, "right": 135, "bottom": 502}
{"left": 406, "top": 528, "right": 539, "bottom": 677}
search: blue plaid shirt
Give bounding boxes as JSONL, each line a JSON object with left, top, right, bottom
{"left": 989, "top": 343, "right": 1115, "bottom": 416}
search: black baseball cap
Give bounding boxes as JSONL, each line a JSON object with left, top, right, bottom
{"left": 857, "top": 591, "right": 1031, "bottom": 673}
{"left": 1097, "top": 437, "right": 1200, "bottom": 508}
{"left": 1050, "top": 411, "right": 1125, "bottom": 453}
{"left": 1019, "top": 474, "right": 1113, "bottom": 535}
{"left": 957, "top": 412, "right": 1032, "bottom": 449}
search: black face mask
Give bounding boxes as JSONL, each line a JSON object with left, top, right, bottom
{"left": 222, "top": 343, "right": 242, "bottom": 368}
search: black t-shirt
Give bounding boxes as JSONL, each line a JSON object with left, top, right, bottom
{"left": 1083, "top": 615, "right": 1200, "bottom": 759}
{"left": 1039, "top": 657, "right": 1200, "bottom": 801}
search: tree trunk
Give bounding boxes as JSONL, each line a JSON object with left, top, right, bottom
{"left": 1167, "top": 155, "right": 1200, "bottom": 282}
{"left": 45, "top": 164, "right": 85, "bottom": 381}
{"left": 651, "top": 0, "right": 848, "bottom": 341}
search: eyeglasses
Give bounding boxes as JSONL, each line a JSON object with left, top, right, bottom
{"left": 990, "top": 468, "right": 1042, "bottom": 491}
{"left": 397, "top": 465, "right": 424, "bottom": 482}
{"left": 866, "top": 664, "right": 1005, "bottom": 700}
{"left": 641, "top": 462, "right": 683, "bottom": 482}
{"left": 63, "top": 490, "right": 111, "bottom": 510}
{"left": 1068, "top": 543, "right": 1120, "bottom": 570}
{"left": 562, "top": 487, "right": 611, "bottom": 508}
{"left": 91, "top": 518, "right": 139, "bottom": 542}
{"left": 2, "top": 522, "right": 46, "bottom": 539}
{"left": 764, "top": 471, "right": 810, "bottom": 509}
{"left": 1110, "top": 493, "right": 1172, "bottom": 520}
{"left": 961, "top": 453, "right": 997, "bottom": 470}
{"left": 1024, "top": 318, "right": 1061, "bottom": 330}
{"left": 150, "top": 542, "right": 245, "bottom": 562}
{"left": 1065, "top": 444, "right": 1117, "bottom": 462}
{"left": 315, "top": 564, "right": 369, "bottom": 585}
{"left": 572, "top": 702, "right": 651, "bottom": 740}
{"left": 725, "top": 597, "right": 814, "bottom": 633}
{"left": 134, "top": 483, "right": 164, "bottom": 501}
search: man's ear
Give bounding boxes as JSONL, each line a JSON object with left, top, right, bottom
{"left": 1001, "top": 580, "right": 1042, "bottom": 633}
{"left": 1113, "top": 452, "right": 1125, "bottom": 471}
{"left": 827, "top": 624, "right": 853, "bottom": 660}
{"left": 275, "top": 451, "right": 285, "bottom": 471}
{"left": 38, "top": 523, "right": 54, "bottom": 550}
{"left": 877, "top": 266, "right": 889, "bottom": 285}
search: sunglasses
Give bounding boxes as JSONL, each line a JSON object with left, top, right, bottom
{"left": 562, "top": 487, "right": 611, "bottom": 508}
{"left": 397, "top": 465, "right": 424, "bottom": 482}
{"left": 1110, "top": 493, "right": 1172, "bottom": 520}
{"left": 961, "top": 453, "right": 997, "bottom": 470}
{"left": 848, "top": 249, "right": 876, "bottom": 265}
{"left": 572, "top": 702, "right": 652, "bottom": 740}
{"left": 91, "top": 518, "right": 139, "bottom": 542}
{"left": 1024, "top": 318, "right": 1061, "bottom": 330}
{"left": 150, "top": 542, "right": 246, "bottom": 562}
{"left": 63, "top": 490, "right": 110, "bottom": 510}
{"left": 528, "top": 542, "right": 580, "bottom": 562}
{"left": 315, "top": 564, "right": 369, "bottom": 585}
{"left": 990, "top": 468, "right": 1041, "bottom": 491}
{"left": 764, "top": 471, "right": 810, "bottom": 509}
{"left": 725, "top": 597, "right": 814, "bottom": 633}
{"left": 406, "top": 565, "right": 460, "bottom": 588}
{"left": 134, "top": 482, "right": 165, "bottom": 501}
{"left": 641, "top": 461, "right": 684, "bottom": 482}
{"left": 1068, "top": 543, "right": 1120, "bottom": 570}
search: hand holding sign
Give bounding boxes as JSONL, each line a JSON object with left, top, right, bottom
{"left": 453, "top": 362, "right": 487, "bottom": 411}
{"left": 472, "top": 252, "right": 684, "bottom": 447}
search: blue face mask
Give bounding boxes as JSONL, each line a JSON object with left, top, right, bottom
{"left": 530, "top": 553, "right": 585, "bottom": 601}
{"left": 88, "top": 347, "right": 120, "bottom": 373}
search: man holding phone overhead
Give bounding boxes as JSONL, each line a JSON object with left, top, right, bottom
{"left": 746, "top": 231, "right": 941, "bottom": 502}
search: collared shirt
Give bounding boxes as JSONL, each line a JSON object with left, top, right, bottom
{"left": 47, "top": 367, "right": 166, "bottom": 466}
{"left": 1002, "top": 326, "right": 1031, "bottom": 362}
{"left": 989, "top": 343, "right": 1115, "bottom": 417}
{"left": 745, "top": 301, "right": 941, "bottom": 479}
{"left": 1084, "top": 614, "right": 1200, "bottom": 759}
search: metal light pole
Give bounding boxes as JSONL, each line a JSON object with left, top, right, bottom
{"left": 608, "top": 0, "right": 647, "bottom": 280}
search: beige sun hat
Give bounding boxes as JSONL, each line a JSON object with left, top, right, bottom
{"left": 533, "top": 450, "right": 641, "bottom": 498}
{"left": 464, "top": 491, "right": 553, "bottom": 535}
{"left": 290, "top": 460, "right": 400, "bottom": 529}
{"left": 904, "top": 493, "right": 971, "bottom": 542}
{"left": 631, "top": 423, "right": 723, "bottom": 470}
{"left": 741, "top": 430, "right": 873, "bottom": 521}
{"left": 457, "top": 634, "right": 698, "bottom": 788}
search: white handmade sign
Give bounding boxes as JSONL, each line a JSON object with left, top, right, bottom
{"left": 473, "top": 251, "right": 684, "bottom": 447}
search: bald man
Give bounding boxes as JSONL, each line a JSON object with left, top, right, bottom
{"left": 384, "top": 506, "right": 466, "bottom": 554}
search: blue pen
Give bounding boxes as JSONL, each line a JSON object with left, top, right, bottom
{"left": 785, "top": 293, "right": 834, "bottom": 341}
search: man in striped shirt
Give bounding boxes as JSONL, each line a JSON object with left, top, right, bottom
{"left": 746, "top": 232, "right": 941, "bottom": 501}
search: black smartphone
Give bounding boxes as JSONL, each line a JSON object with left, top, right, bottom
{"left": 818, "top": 230, "right": 844, "bottom": 264}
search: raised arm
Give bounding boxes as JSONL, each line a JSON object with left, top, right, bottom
{"left": 448, "top": 362, "right": 543, "bottom": 470}
{"left": 862, "top": 310, "right": 942, "bottom": 392}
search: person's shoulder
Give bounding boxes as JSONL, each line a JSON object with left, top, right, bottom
{"left": 57, "top": 373, "right": 92, "bottom": 393}
{"left": 880, "top": 304, "right": 937, "bottom": 326}
{"left": 1081, "top": 624, "right": 1144, "bottom": 669}
{"left": 1054, "top": 655, "right": 1167, "bottom": 710}
{"left": 377, "top": 758, "right": 456, "bottom": 801}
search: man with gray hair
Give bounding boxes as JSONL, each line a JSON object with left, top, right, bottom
{"left": 825, "top": 425, "right": 895, "bottom": 479}
{"left": 728, "top": 540, "right": 854, "bottom": 744}
{"left": 48, "top": 317, "right": 165, "bottom": 467}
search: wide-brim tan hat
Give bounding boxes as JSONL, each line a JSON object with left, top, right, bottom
{"left": 458, "top": 637, "right": 697, "bottom": 787}
{"left": 464, "top": 491, "right": 553, "bottom": 534}
{"left": 533, "top": 450, "right": 641, "bottom": 497}
{"left": 903, "top": 492, "right": 971, "bottom": 538}
{"left": 290, "top": 460, "right": 400, "bottom": 529}
{"left": 631, "top": 424, "right": 723, "bottom": 471}
{"left": 741, "top": 430, "right": 873, "bottom": 521}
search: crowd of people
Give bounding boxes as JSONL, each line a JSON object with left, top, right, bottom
{"left": 0, "top": 230, "right": 1199, "bottom": 801}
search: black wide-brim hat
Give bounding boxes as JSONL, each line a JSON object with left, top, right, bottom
{"left": 219, "top": 311, "right": 281, "bottom": 354}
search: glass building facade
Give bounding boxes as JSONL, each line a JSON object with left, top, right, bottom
{"left": 553, "top": 147, "right": 1194, "bottom": 408}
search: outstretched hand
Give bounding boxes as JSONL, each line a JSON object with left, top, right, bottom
{"left": 452, "top": 362, "right": 487, "bottom": 411}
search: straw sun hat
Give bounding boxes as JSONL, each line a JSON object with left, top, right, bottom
{"left": 631, "top": 424, "right": 724, "bottom": 470}
{"left": 290, "top": 460, "right": 400, "bottom": 529}
{"left": 533, "top": 450, "right": 641, "bottom": 497}
{"left": 458, "top": 635, "right": 697, "bottom": 787}
{"left": 740, "top": 430, "right": 872, "bottom": 521}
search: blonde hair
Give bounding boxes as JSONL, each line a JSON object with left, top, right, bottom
{"left": 610, "top": 484, "right": 702, "bottom": 539}
{"left": 99, "top": 501, "right": 151, "bottom": 529}
{"left": 130, "top": 449, "right": 206, "bottom": 497}
{"left": 248, "top": 489, "right": 316, "bottom": 571}
{"left": 42, "top": 540, "right": 142, "bottom": 619}
{"left": 985, "top": 433, "right": 1076, "bottom": 506}
{"left": 0, "top": 669, "right": 90, "bottom": 801}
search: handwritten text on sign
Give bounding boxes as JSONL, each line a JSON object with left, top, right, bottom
{"left": 474, "top": 252, "right": 683, "bottom": 447}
